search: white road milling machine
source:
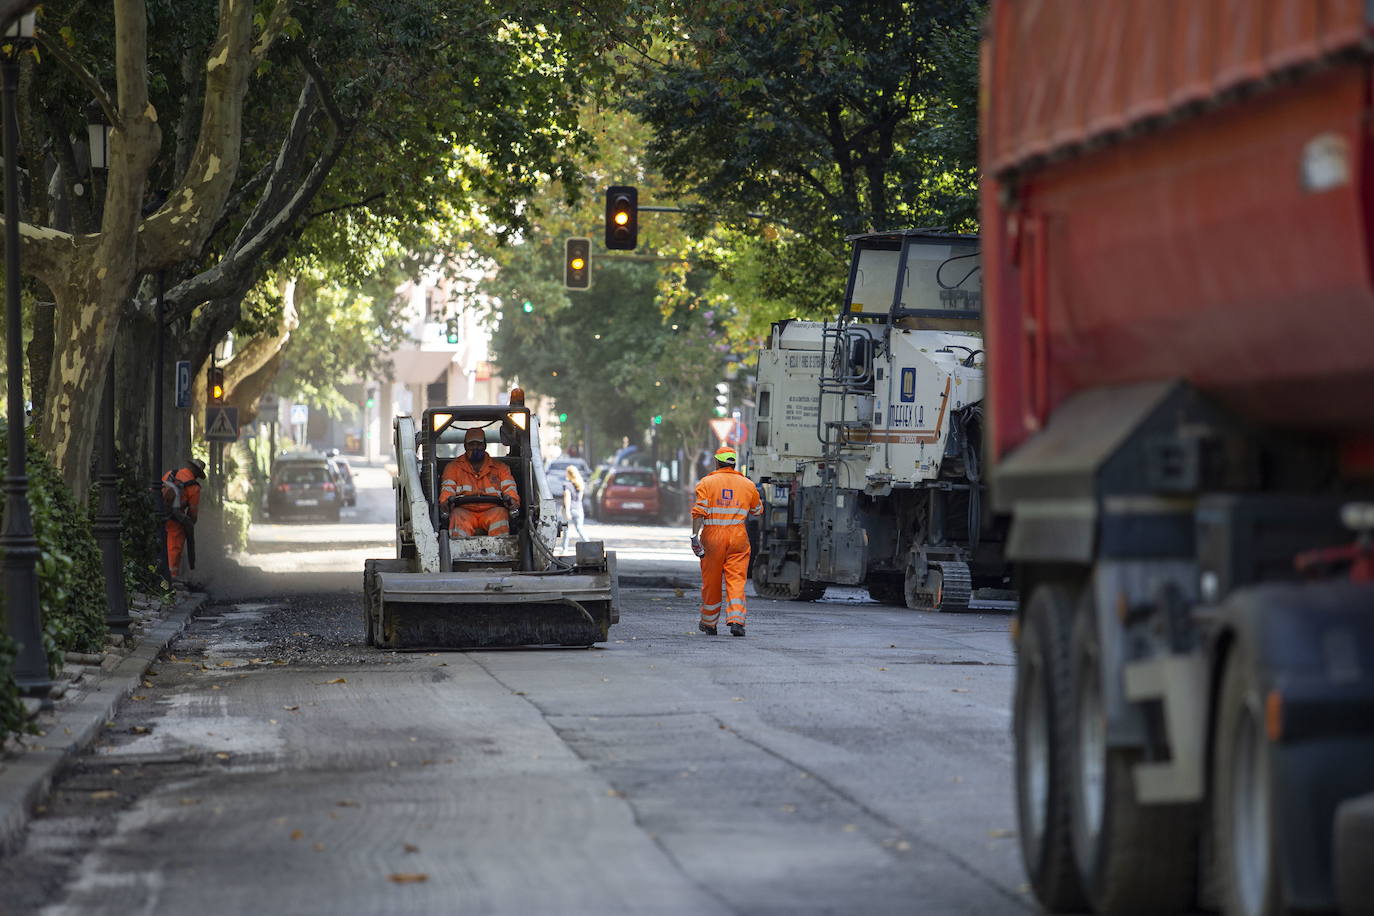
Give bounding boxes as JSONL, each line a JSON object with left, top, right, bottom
{"left": 748, "top": 230, "right": 1008, "bottom": 611}
{"left": 363, "top": 393, "right": 620, "bottom": 648}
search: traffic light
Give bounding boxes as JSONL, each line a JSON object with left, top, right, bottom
{"left": 604, "top": 185, "right": 638, "bottom": 250}
{"left": 445, "top": 317, "right": 460, "bottom": 344}
{"left": 564, "top": 238, "right": 591, "bottom": 290}
{"left": 522, "top": 300, "right": 533, "bottom": 313}
{"left": 365, "top": 386, "right": 377, "bottom": 408}
{"left": 652, "top": 414, "right": 663, "bottom": 426}
{"left": 714, "top": 382, "right": 729, "bottom": 417}
{"left": 558, "top": 411, "right": 569, "bottom": 423}
{"left": 208, "top": 366, "right": 226, "bottom": 405}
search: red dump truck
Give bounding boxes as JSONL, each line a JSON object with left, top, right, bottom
{"left": 983, "top": 3, "right": 1374, "bottom": 914}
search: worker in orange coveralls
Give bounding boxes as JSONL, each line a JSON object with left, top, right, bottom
{"left": 439, "top": 427, "right": 520, "bottom": 537}
{"left": 162, "top": 457, "right": 206, "bottom": 580}
{"left": 690, "top": 444, "right": 763, "bottom": 636}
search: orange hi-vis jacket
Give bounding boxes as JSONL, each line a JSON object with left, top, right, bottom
{"left": 439, "top": 455, "right": 520, "bottom": 507}
{"left": 691, "top": 467, "right": 763, "bottom": 627}
{"left": 162, "top": 467, "right": 202, "bottom": 575}
{"left": 439, "top": 455, "right": 519, "bottom": 537}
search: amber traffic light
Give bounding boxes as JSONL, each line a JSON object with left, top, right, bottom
{"left": 565, "top": 238, "right": 591, "bottom": 290}
{"left": 604, "top": 186, "right": 638, "bottom": 250}
{"left": 208, "top": 366, "right": 226, "bottom": 404}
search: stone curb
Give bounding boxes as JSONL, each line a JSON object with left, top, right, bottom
{"left": 0, "top": 592, "right": 208, "bottom": 855}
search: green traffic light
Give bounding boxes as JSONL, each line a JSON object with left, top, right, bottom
{"left": 558, "top": 412, "right": 568, "bottom": 422}
{"left": 713, "top": 406, "right": 728, "bottom": 417}
{"left": 652, "top": 415, "right": 663, "bottom": 425}
{"left": 522, "top": 301, "right": 533, "bottom": 313}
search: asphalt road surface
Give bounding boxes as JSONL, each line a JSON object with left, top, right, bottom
{"left": 1, "top": 462, "right": 1029, "bottom": 915}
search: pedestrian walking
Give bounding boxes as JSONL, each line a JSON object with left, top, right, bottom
{"left": 162, "top": 457, "right": 206, "bottom": 580}
{"left": 690, "top": 444, "right": 762, "bottom": 636}
{"left": 560, "top": 465, "right": 588, "bottom": 551}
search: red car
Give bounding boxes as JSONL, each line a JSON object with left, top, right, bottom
{"left": 598, "top": 467, "right": 661, "bottom": 522}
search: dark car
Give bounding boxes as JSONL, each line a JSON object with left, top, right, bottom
{"left": 599, "top": 467, "right": 661, "bottom": 522}
{"left": 545, "top": 456, "right": 592, "bottom": 499}
{"left": 268, "top": 452, "right": 343, "bottom": 521}
{"left": 332, "top": 457, "right": 357, "bottom": 507}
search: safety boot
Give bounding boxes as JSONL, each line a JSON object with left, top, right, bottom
{"left": 729, "top": 623, "right": 745, "bottom": 637}
{"left": 698, "top": 621, "right": 717, "bottom": 635}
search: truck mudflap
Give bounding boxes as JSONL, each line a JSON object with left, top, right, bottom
{"left": 366, "top": 556, "right": 619, "bottom": 650}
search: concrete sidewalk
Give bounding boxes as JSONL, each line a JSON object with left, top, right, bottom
{"left": 0, "top": 591, "right": 206, "bottom": 854}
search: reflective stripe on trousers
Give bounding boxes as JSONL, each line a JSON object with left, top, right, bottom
{"left": 699, "top": 522, "right": 750, "bottom": 627}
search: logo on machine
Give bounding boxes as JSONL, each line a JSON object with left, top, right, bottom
{"left": 722, "top": 488, "right": 734, "bottom": 501}
{"left": 900, "top": 368, "right": 916, "bottom": 402}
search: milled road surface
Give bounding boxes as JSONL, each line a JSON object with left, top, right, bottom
{"left": 0, "top": 463, "right": 1028, "bottom": 915}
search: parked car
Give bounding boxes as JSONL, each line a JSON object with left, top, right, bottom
{"left": 268, "top": 451, "right": 343, "bottom": 522}
{"left": 599, "top": 466, "right": 661, "bottom": 522}
{"left": 584, "top": 463, "right": 612, "bottom": 520}
{"left": 544, "top": 456, "right": 592, "bottom": 499}
{"left": 332, "top": 457, "right": 357, "bottom": 507}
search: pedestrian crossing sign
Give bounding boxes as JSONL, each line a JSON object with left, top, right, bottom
{"left": 204, "top": 406, "right": 239, "bottom": 442}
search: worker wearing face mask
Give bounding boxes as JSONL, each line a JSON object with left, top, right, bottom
{"left": 439, "top": 427, "right": 520, "bottom": 537}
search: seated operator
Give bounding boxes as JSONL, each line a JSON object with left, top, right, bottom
{"left": 439, "top": 427, "right": 521, "bottom": 537}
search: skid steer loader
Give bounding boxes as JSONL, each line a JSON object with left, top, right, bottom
{"left": 363, "top": 393, "right": 619, "bottom": 649}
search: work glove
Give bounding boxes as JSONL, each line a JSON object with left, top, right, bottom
{"left": 690, "top": 535, "right": 705, "bottom": 558}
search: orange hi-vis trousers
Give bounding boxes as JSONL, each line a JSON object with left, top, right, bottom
{"left": 450, "top": 503, "right": 511, "bottom": 537}
{"left": 700, "top": 523, "right": 751, "bottom": 627}
{"left": 166, "top": 520, "right": 190, "bottom": 576}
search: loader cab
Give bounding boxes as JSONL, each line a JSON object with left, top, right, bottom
{"left": 419, "top": 405, "right": 538, "bottom": 571}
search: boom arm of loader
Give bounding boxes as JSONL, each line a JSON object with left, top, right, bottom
{"left": 395, "top": 415, "right": 442, "bottom": 573}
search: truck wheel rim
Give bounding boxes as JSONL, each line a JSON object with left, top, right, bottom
{"left": 1077, "top": 661, "right": 1106, "bottom": 844}
{"left": 1232, "top": 705, "right": 1269, "bottom": 916}
{"left": 1020, "top": 657, "right": 1050, "bottom": 849}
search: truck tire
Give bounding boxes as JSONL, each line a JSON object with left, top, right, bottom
{"left": 1069, "top": 600, "right": 1197, "bottom": 913}
{"left": 1014, "top": 582, "right": 1087, "bottom": 912}
{"left": 1213, "top": 639, "right": 1282, "bottom": 916}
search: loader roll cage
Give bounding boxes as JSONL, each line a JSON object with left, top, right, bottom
{"left": 421, "top": 405, "right": 536, "bottom": 572}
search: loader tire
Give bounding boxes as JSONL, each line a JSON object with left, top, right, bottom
{"left": 1213, "top": 639, "right": 1282, "bottom": 916}
{"left": 1068, "top": 596, "right": 1197, "bottom": 914}
{"left": 1014, "top": 582, "right": 1087, "bottom": 913}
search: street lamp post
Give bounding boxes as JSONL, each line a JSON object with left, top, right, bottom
{"left": 1, "top": 10, "right": 49, "bottom": 696}
{"left": 87, "top": 105, "right": 130, "bottom": 632}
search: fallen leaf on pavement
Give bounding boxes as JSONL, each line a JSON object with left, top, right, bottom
{"left": 269, "top": 719, "right": 278, "bottom": 725}
{"left": 89, "top": 790, "right": 118, "bottom": 800}
{"left": 403, "top": 843, "right": 419, "bottom": 854}
{"left": 218, "top": 661, "right": 235, "bottom": 667}
{"left": 878, "top": 667, "right": 888, "bottom": 671}
{"left": 313, "top": 843, "right": 326, "bottom": 852}
{"left": 215, "top": 752, "right": 231, "bottom": 760}
{"left": 131, "top": 725, "right": 150, "bottom": 735}
{"left": 282, "top": 705, "right": 300, "bottom": 711}
{"left": 388, "top": 873, "right": 428, "bottom": 884}
{"left": 142, "top": 680, "right": 154, "bottom": 688}
{"left": 131, "top": 695, "right": 147, "bottom": 701}
{"left": 322, "top": 678, "right": 347, "bottom": 685}
{"left": 952, "top": 688, "right": 970, "bottom": 693}
{"left": 988, "top": 829, "right": 1015, "bottom": 838}
{"left": 337, "top": 800, "right": 360, "bottom": 808}
{"left": 290, "top": 829, "right": 303, "bottom": 841}
{"left": 179, "top": 798, "right": 200, "bottom": 806}
{"left": 606, "top": 789, "right": 623, "bottom": 798}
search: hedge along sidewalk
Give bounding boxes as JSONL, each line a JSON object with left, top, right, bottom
{"left": 0, "top": 591, "right": 207, "bottom": 855}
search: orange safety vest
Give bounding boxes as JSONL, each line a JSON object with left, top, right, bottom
{"left": 439, "top": 455, "right": 520, "bottom": 507}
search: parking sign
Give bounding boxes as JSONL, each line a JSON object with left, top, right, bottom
{"left": 174, "top": 361, "right": 191, "bottom": 408}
